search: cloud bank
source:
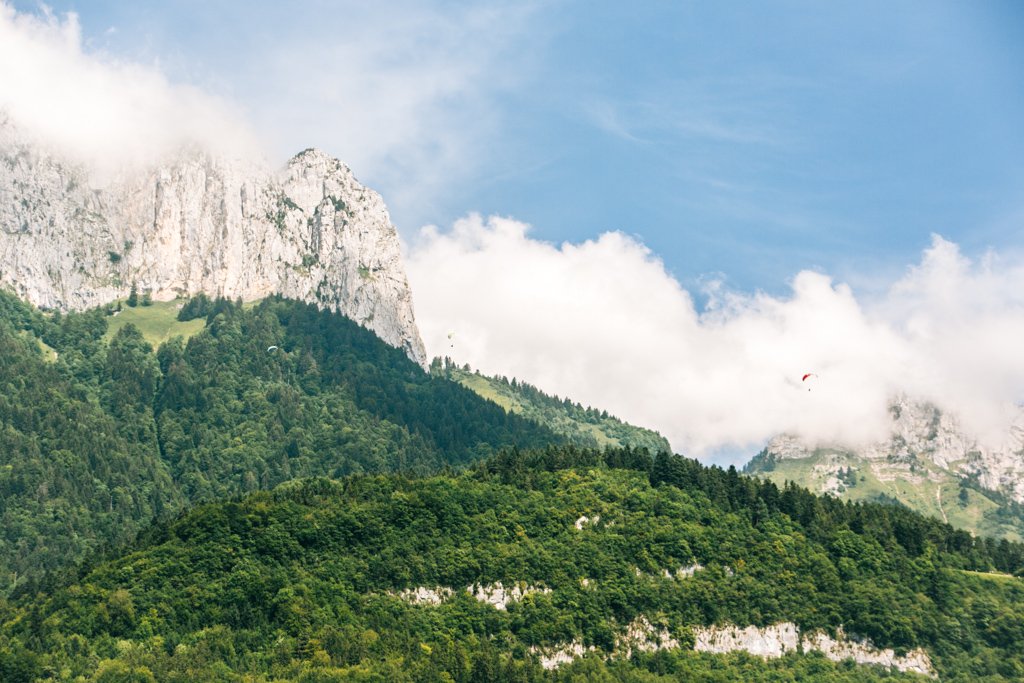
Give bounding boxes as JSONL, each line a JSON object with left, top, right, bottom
{"left": 406, "top": 215, "right": 1024, "bottom": 462}
{"left": 0, "top": 4, "right": 260, "bottom": 173}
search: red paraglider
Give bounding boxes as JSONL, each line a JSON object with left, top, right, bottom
{"left": 802, "top": 373, "right": 817, "bottom": 391}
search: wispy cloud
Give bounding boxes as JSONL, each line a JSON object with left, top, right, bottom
{"left": 0, "top": 3, "right": 261, "bottom": 174}
{"left": 407, "top": 217, "right": 1024, "bottom": 462}
{"left": 232, "top": 1, "right": 544, "bottom": 227}
{"left": 584, "top": 101, "right": 650, "bottom": 143}
{"left": 0, "top": 1, "right": 544, "bottom": 219}
{"left": 583, "top": 72, "right": 799, "bottom": 149}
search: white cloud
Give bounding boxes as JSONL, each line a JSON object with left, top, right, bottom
{"left": 873, "top": 237, "right": 1024, "bottom": 443}
{"left": 407, "top": 216, "right": 1024, "bottom": 462}
{"left": 0, "top": 3, "right": 261, "bottom": 174}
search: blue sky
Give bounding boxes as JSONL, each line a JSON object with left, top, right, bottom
{"left": 12, "top": 0, "right": 1023, "bottom": 294}
{"left": 4, "top": 1, "right": 1024, "bottom": 458}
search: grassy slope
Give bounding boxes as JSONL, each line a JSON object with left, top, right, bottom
{"left": 451, "top": 369, "right": 671, "bottom": 452}
{"left": 958, "top": 569, "right": 1018, "bottom": 583}
{"left": 17, "top": 330, "right": 58, "bottom": 362}
{"left": 102, "top": 299, "right": 206, "bottom": 348}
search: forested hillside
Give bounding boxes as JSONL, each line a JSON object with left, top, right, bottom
{"left": 433, "top": 361, "right": 671, "bottom": 453}
{"left": 2, "top": 447, "right": 1023, "bottom": 682}
{"left": 0, "top": 292, "right": 559, "bottom": 594}
{"left": 5, "top": 289, "right": 1024, "bottom": 682}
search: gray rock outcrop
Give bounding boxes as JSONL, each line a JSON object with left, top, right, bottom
{"left": 693, "top": 622, "right": 934, "bottom": 677}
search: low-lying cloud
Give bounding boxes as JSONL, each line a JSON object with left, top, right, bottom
{"left": 0, "top": 4, "right": 260, "bottom": 174}
{"left": 406, "top": 215, "right": 1024, "bottom": 462}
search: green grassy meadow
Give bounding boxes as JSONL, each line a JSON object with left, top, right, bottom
{"left": 103, "top": 299, "right": 207, "bottom": 348}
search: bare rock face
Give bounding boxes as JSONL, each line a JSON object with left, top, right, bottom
{"left": 692, "top": 622, "right": 934, "bottom": 676}
{"left": 393, "top": 587, "right": 453, "bottom": 605}
{"left": 693, "top": 622, "right": 800, "bottom": 659}
{"left": 0, "top": 117, "right": 426, "bottom": 365}
{"left": 467, "top": 581, "right": 550, "bottom": 611}
{"left": 534, "top": 618, "right": 933, "bottom": 676}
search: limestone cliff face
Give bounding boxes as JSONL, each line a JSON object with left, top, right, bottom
{"left": 693, "top": 622, "right": 934, "bottom": 677}
{"left": 0, "top": 118, "right": 426, "bottom": 365}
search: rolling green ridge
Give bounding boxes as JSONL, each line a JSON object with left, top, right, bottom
{"left": 2, "top": 448, "right": 1024, "bottom": 681}
{"left": 0, "top": 291, "right": 560, "bottom": 595}
{"left": 745, "top": 449, "right": 1024, "bottom": 542}
{"left": 434, "top": 361, "right": 671, "bottom": 453}
{"left": 0, "top": 289, "right": 678, "bottom": 598}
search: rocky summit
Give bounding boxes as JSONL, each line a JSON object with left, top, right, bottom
{"left": 0, "top": 115, "right": 426, "bottom": 365}
{"left": 763, "top": 397, "right": 1024, "bottom": 504}
{"left": 745, "top": 395, "right": 1024, "bottom": 540}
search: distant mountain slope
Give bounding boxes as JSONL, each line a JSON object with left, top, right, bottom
{"left": 745, "top": 447, "right": 1024, "bottom": 542}
{"left": 745, "top": 398, "right": 1024, "bottom": 541}
{"left": 3, "top": 448, "right": 1023, "bottom": 681}
{"left": 0, "top": 116, "right": 425, "bottom": 364}
{"left": 433, "top": 360, "right": 671, "bottom": 453}
{"left": 0, "top": 292, "right": 559, "bottom": 594}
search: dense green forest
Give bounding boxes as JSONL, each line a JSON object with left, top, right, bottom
{"left": 0, "top": 292, "right": 558, "bottom": 594}
{"left": 2, "top": 446, "right": 1024, "bottom": 681}
{"left": 433, "top": 361, "right": 671, "bottom": 453}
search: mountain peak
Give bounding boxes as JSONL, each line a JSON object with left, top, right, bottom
{"left": 0, "top": 130, "right": 427, "bottom": 365}
{"left": 291, "top": 146, "right": 336, "bottom": 162}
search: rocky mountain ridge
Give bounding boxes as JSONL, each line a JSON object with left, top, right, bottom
{"left": 0, "top": 115, "right": 426, "bottom": 365}
{"left": 747, "top": 396, "right": 1024, "bottom": 539}
{"left": 762, "top": 397, "right": 1024, "bottom": 503}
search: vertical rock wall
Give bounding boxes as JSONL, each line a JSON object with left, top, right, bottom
{"left": 0, "top": 121, "right": 426, "bottom": 365}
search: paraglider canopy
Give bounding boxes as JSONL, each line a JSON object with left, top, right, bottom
{"left": 267, "top": 345, "right": 279, "bottom": 353}
{"left": 801, "top": 372, "right": 817, "bottom": 391}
